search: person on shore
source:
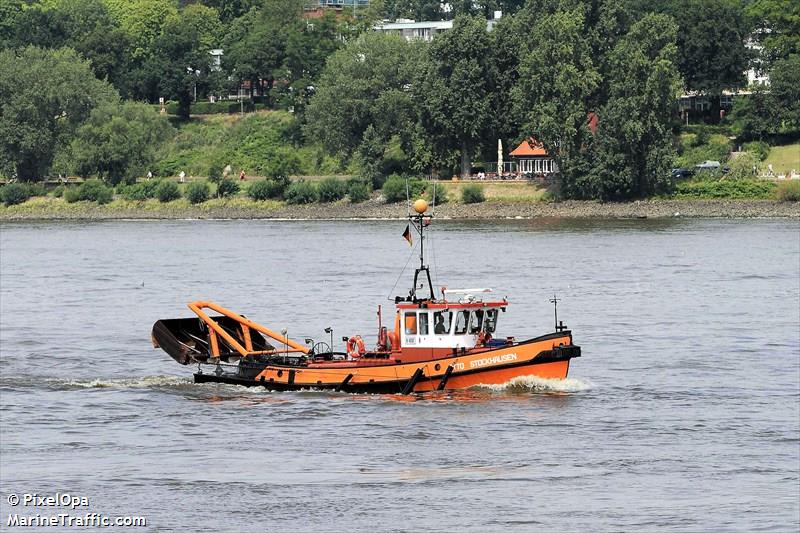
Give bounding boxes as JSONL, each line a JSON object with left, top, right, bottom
{"left": 179, "top": 171, "right": 186, "bottom": 183}
{"left": 239, "top": 170, "right": 246, "bottom": 181}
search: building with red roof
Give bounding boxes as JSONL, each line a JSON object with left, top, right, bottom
{"left": 509, "top": 138, "right": 558, "bottom": 176}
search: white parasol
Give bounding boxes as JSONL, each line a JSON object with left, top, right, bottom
{"left": 497, "top": 139, "right": 503, "bottom": 176}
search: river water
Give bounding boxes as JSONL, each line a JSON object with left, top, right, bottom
{"left": 1, "top": 218, "right": 798, "bottom": 532}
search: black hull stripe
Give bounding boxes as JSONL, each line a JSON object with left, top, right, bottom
{"left": 194, "top": 350, "right": 577, "bottom": 393}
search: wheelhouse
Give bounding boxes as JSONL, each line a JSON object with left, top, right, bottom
{"left": 396, "top": 298, "right": 507, "bottom": 350}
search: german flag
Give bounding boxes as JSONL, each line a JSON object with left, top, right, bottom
{"left": 402, "top": 224, "right": 412, "bottom": 246}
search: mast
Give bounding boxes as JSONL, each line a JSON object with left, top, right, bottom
{"left": 397, "top": 199, "right": 435, "bottom": 303}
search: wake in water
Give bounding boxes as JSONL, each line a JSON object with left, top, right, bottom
{"left": 474, "top": 375, "right": 593, "bottom": 394}
{"left": 48, "top": 375, "right": 192, "bottom": 390}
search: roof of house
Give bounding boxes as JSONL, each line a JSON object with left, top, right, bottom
{"left": 510, "top": 138, "right": 548, "bottom": 157}
{"left": 512, "top": 114, "right": 599, "bottom": 157}
{"left": 374, "top": 20, "right": 453, "bottom": 31}
{"left": 587, "top": 112, "right": 599, "bottom": 135}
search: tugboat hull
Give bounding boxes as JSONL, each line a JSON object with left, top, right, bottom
{"left": 191, "top": 333, "right": 580, "bottom": 394}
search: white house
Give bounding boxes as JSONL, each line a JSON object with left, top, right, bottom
{"left": 373, "top": 12, "right": 502, "bottom": 41}
{"left": 373, "top": 20, "right": 453, "bottom": 41}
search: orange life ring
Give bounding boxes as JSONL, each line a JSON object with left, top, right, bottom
{"left": 347, "top": 335, "right": 366, "bottom": 358}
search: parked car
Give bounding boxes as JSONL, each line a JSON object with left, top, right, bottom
{"left": 671, "top": 168, "right": 694, "bottom": 179}
{"left": 695, "top": 160, "right": 721, "bottom": 171}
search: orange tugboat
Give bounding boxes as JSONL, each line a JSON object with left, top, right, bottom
{"left": 152, "top": 200, "right": 581, "bottom": 394}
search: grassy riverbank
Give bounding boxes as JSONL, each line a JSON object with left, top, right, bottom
{"left": 2, "top": 195, "right": 798, "bottom": 220}
{"left": 3, "top": 176, "right": 799, "bottom": 221}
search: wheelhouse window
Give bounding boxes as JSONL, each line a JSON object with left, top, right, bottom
{"left": 418, "top": 312, "right": 429, "bottom": 335}
{"left": 433, "top": 310, "right": 452, "bottom": 334}
{"left": 454, "top": 310, "right": 469, "bottom": 334}
{"left": 404, "top": 312, "right": 417, "bottom": 335}
{"left": 469, "top": 310, "right": 484, "bottom": 334}
{"left": 484, "top": 309, "right": 498, "bottom": 333}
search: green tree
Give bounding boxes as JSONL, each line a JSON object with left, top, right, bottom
{"left": 0, "top": 47, "right": 118, "bottom": 181}
{"left": 628, "top": 0, "right": 749, "bottom": 120}
{"left": 103, "top": 0, "right": 178, "bottom": 61}
{"left": 672, "top": 0, "right": 749, "bottom": 93}
{"left": 7, "top": 0, "right": 133, "bottom": 95}
{"left": 416, "top": 15, "right": 495, "bottom": 178}
{"left": 769, "top": 54, "right": 800, "bottom": 130}
{"left": 305, "top": 32, "right": 423, "bottom": 157}
{"left": 354, "top": 125, "right": 387, "bottom": 187}
{"left": 222, "top": 0, "right": 303, "bottom": 105}
{"left": 152, "top": 4, "right": 222, "bottom": 120}
{"left": 203, "top": 0, "right": 259, "bottom": 23}
{"left": 477, "top": 13, "right": 525, "bottom": 167}
{"left": 283, "top": 10, "right": 343, "bottom": 113}
{"left": 70, "top": 101, "right": 174, "bottom": 184}
{"left": 513, "top": 7, "right": 600, "bottom": 196}
{"left": 588, "top": 14, "right": 681, "bottom": 199}
{"left": 0, "top": 0, "right": 24, "bottom": 48}
{"left": 747, "top": 0, "right": 800, "bottom": 66}
{"left": 728, "top": 90, "right": 773, "bottom": 140}
{"left": 727, "top": 54, "right": 800, "bottom": 139}
{"left": 380, "top": 0, "right": 447, "bottom": 21}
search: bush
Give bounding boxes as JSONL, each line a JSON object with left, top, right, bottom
{"left": 347, "top": 180, "right": 371, "bottom": 203}
{"left": 1, "top": 183, "right": 32, "bottom": 206}
{"left": 673, "top": 179, "right": 775, "bottom": 199}
{"left": 63, "top": 188, "right": 79, "bottom": 203}
{"left": 207, "top": 162, "right": 225, "bottom": 183}
{"left": 247, "top": 179, "right": 284, "bottom": 201}
{"left": 186, "top": 180, "right": 210, "bottom": 204}
{"left": 676, "top": 132, "right": 731, "bottom": 168}
{"left": 155, "top": 180, "right": 181, "bottom": 202}
{"left": 284, "top": 180, "right": 318, "bottom": 204}
{"left": 26, "top": 182, "right": 46, "bottom": 197}
{"left": 317, "top": 177, "right": 347, "bottom": 202}
{"left": 461, "top": 184, "right": 486, "bottom": 204}
{"left": 727, "top": 152, "right": 759, "bottom": 180}
{"left": 382, "top": 175, "right": 406, "bottom": 203}
{"left": 121, "top": 180, "right": 161, "bottom": 201}
{"left": 776, "top": 181, "right": 800, "bottom": 202}
{"left": 216, "top": 177, "right": 240, "bottom": 198}
{"left": 51, "top": 185, "right": 65, "bottom": 198}
{"left": 743, "top": 141, "right": 770, "bottom": 161}
{"left": 64, "top": 179, "right": 114, "bottom": 204}
{"left": 382, "top": 175, "right": 424, "bottom": 203}
{"left": 425, "top": 182, "right": 448, "bottom": 204}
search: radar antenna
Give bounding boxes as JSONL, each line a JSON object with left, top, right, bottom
{"left": 549, "top": 293, "right": 568, "bottom": 332}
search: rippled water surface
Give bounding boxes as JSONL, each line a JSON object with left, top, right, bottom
{"left": 1, "top": 218, "right": 798, "bottom": 532}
